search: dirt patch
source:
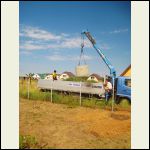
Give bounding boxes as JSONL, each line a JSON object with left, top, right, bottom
{"left": 111, "top": 113, "right": 130, "bottom": 120}
{"left": 20, "top": 99, "right": 131, "bottom": 149}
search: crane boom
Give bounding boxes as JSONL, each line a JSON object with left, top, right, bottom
{"left": 81, "top": 30, "right": 116, "bottom": 78}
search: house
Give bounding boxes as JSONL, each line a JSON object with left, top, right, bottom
{"left": 44, "top": 74, "right": 60, "bottom": 80}
{"left": 32, "top": 73, "right": 41, "bottom": 79}
{"left": 38, "top": 73, "right": 49, "bottom": 79}
{"left": 45, "top": 74, "right": 53, "bottom": 80}
{"left": 87, "top": 73, "right": 102, "bottom": 82}
{"left": 59, "top": 71, "right": 75, "bottom": 80}
{"left": 120, "top": 64, "right": 131, "bottom": 77}
{"left": 19, "top": 73, "right": 28, "bottom": 80}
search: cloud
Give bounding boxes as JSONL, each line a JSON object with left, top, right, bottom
{"left": 60, "top": 33, "right": 70, "bottom": 37}
{"left": 99, "top": 43, "right": 111, "bottom": 50}
{"left": 20, "top": 27, "right": 92, "bottom": 50}
{"left": 56, "top": 37, "right": 92, "bottom": 49}
{"left": 109, "top": 29, "right": 128, "bottom": 34}
{"left": 72, "top": 55, "right": 93, "bottom": 61}
{"left": 46, "top": 54, "right": 93, "bottom": 61}
{"left": 20, "top": 43, "right": 46, "bottom": 50}
{"left": 100, "top": 28, "right": 128, "bottom": 35}
{"left": 20, "top": 51, "right": 32, "bottom": 55}
{"left": 20, "top": 25, "right": 62, "bottom": 41}
{"left": 20, "top": 25, "right": 107, "bottom": 52}
{"left": 46, "top": 55, "right": 66, "bottom": 61}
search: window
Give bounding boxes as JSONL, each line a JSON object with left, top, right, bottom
{"left": 125, "top": 79, "right": 131, "bottom": 87}
{"left": 91, "top": 76, "right": 94, "bottom": 79}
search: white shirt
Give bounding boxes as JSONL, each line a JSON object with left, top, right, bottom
{"left": 106, "top": 82, "right": 112, "bottom": 90}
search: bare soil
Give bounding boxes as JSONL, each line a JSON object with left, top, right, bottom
{"left": 19, "top": 98, "right": 131, "bottom": 149}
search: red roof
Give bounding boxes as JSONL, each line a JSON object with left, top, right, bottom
{"left": 62, "top": 71, "right": 75, "bottom": 77}
{"left": 89, "top": 73, "right": 102, "bottom": 80}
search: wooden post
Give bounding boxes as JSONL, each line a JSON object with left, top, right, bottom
{"left": 27, "top": 78, "right": 30, "bottom": 99}
{"left": 112, "top": 77, "right": 115, "bottom": 112}
{"left": 80, "top": 82, "right": 82, "bottom": 106}
{"left": 51, "top": 81, "right": 53, "bottom": 103}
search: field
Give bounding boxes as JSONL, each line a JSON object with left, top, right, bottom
{"left": 19, "top": 79, "right": 131, "bottom": 149}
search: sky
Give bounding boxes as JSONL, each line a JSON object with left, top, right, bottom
{"left": 19, "top": 1, "right": 131, "bottom": 77}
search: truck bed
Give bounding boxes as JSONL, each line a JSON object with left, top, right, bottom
{"left": 37, "top": 79, "right": 105, "bottom": 97}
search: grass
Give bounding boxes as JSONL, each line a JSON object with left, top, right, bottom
{"left": 19, "top": 79, "right": 130, "bottom": 110}
{"left": 19, "top": 135, "right": 38, "bottom": 149}
{"left": 119, "top": 99, "right": 131, "bottom": 109}
{"left": 19, "top": 135, "right": 54, "bottom": 149}
{"left": 19, "top": 83, "right": 108, "bottom": 109}
{"left": 64, "top": 76, "right": 104, "bottom": 83}
{"left": 65, "top": 76, "right": 88, "bottom": 82}
{"left": 19, "top": 79, "right": 131, "bottom": 149}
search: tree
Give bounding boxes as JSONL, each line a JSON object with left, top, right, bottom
{"left": 26, "top": 73, "right": 34, "bottom": 85}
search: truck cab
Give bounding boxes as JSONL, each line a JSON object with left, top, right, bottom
{"left": 115, "top": 76, "right": 131, "bottom": 103}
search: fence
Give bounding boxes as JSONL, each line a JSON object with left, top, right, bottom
{"left": 37, "top": 79, "right": 105, "bottom": 106}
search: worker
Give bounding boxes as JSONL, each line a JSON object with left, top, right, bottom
{"left": 103, "top": 79, "right": 112, "bottom": 103}
{"left": 52, "top": 70, "right": 57, "bottom": 81}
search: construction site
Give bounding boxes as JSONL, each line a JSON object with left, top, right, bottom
{"left": 19, "top": 98, "right": 131, "bottom": 149}
{"left": 19, "top": 30, "right": 131, "bottom": 149}
{"left": 2, "top": 1, "right": 149, "bottom": 149}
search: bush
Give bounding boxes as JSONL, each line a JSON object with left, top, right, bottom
{"left": 65, "top": 76, "right": 88, "bottom": 82}
{"left": 19, "top": 135, "right": 37, "bottom": 149}
{"left": 119, "top": 99, "right": 131, "bottom": 108}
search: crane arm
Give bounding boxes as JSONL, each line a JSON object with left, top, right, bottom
{"left": 81, "top": 30, "right": 116, "bottom": 78}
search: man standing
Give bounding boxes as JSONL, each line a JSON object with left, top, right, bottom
{"left": 103, "top": 79, "right": 112, "bottom": 102}
{"left": 52, "top": 70, "right": 57, "bottom": 81}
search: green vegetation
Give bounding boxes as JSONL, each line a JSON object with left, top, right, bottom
{"left": 38, "top": 73, "right": 49, "bottom": 79}
{"left": 65, "top": 76, "right": 88, "bottom": 82}
{"left": 64, "top": 76, "right": 103, "bottom": 83}
{"left": 19, "top": 135, "right": 38, "bottom": 149}
{"left": 19, "top": 135, "right": 53, "bottom": 149}
{"left": 25, "top": 73, "right": 34, "bottom": 85}
{"left": 19, "top": 79, "right": 130, "bottom": 110}
{"left": 119, "top": 99, "right": 131, "bottom": 108}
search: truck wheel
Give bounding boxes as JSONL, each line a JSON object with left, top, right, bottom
{"left": 119, "top": 98, "right": 130, "bottom": 108}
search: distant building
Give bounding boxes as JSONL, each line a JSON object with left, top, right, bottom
{"left": 32, "top": 73, "right": 41, "bottom": 79}
{"left": 120, "top": 64, "right": 131, "bottom": 77}
{"left": 60, "top": 71, "right": 75, "bottom": 80}
{"left": 19, "top": 73, "right": 28, "bottom": 80}
{"left": 38, "top": 73, "right": 49, "bottom": 79}
{"left": 44, "top": 74, "right": 60, "bottom": 80}
{"left": 87, "top": 73, "right": 102, "bottom": 82}
{"left": 45, "top": 74, "right": 53, "bottom": 80}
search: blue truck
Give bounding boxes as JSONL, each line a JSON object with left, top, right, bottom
{"left": 38, "top": 30, "right": 131, "bottom": 104}
{"left": 81, "top": 30, "right": 131, "bottom": 103}
{"left": 114, "top": 76, "right": 131, "bottom": 103}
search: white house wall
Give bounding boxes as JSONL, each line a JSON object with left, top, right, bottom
{"left": 87, "top": 76, "right": 99, "bottom": 82}
{"left": 60, "top": 74, "right": 69, "bottom": 80}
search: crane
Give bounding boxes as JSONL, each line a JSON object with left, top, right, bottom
{"left": 81, "top": 30, "right": 116, "bottom": 79}
{"left": 81, "top": 30, "right": 116, "bottom": 111}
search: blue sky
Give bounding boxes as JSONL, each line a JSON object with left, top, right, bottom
{"left": 19, "top": 1, "right": 131, "bottom": 76}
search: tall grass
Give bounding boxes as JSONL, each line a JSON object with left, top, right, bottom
{"left": 19, "top": 80, "right": 105, "bottom": 108}
{"left": 19, "top": 79, "right": 130, "bottom": 110}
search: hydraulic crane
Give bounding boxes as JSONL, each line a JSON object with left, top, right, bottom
{"left": 81, "top": 30, "right": 116, "bottom": 78}
{"left": 81, "top": 30, "right": 116, "bottom": 111}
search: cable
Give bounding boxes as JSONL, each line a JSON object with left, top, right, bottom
{"left": 78, "top": 35, "right": 86, "bottom": 66}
